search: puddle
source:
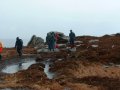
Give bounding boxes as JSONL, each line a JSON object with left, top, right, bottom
{"left": 91, "top": 45, "right": 98, "bottom": 48}
{"left": 103, "top": 63, "right": 120, "bottom": 68}
{"left": 42, "top": 61, "right": 55, "bottom": 79}
{"left": 115, "top": 65, "right": 120, "bottom": 67}
{"left": 1, "top": 58, "right": 55, "bottom": 79}
{"left": 75, "top": 41, "right": 83, "bottom": 44}
{"left": 76, "top": 45, "right": 81, "bottom": 47}
{"left": 66, "top": 47, "right": 76, "bottom": 52}
{"left": 64, "top": 87, "right": 71, "bottom": 90}
{"left": 37, "top": 48, "right": 60, "bottom": 53}
{"left": 89, "top": 39, "right": 99, "bottom": 43}
{"left": 2, "top": 58, "right": 36, "bottom": 74}
{"left": 70, "top": 48, "right": 76, "bottom": 52}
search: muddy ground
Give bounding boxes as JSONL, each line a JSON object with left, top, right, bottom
{"left": 0, "top": 34, "right": 120, "bottom": 90}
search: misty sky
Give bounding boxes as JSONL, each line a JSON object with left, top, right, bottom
{"left": 0, "top": 0, "right": 120, "bottom": 40}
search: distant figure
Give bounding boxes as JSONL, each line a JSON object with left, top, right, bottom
{"left": 69, "top": 30, "right": 76, "bottom": 48}
{"left": 50, "top": 32, "right": 56, "bottom": 51}
{"left": 15, "top": 37, "right": 23, "bottom": 57}
{"left": 46, "top": 32, "right": 56, "bottom": 51}
{"left": 0, "top": 42, "right": 3, "bottom": 60}
{"left": 46, "top": 33, "right": 51, "bottom": 51}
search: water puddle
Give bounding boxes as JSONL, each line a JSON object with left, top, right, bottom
{"left": 91, "top": 45, "right": 98, "bottom": 48}
{"left": 115, "top": 65, "right": 120, "bottom": 67}
{"left": 66, "top": 47, "right": 76, "bottom": 52}
{"left": 1, "top": 58, "right": 56, "bottom": 79}
{"left": 89, "top": 39, "right": 99, "bottom": 43}
{"left": 37, "top": 48, "right": 60, "bottom": 53}
{"left": 42, "top": 60, "right": 55, "bottom": 79}
{"left": 2, "top": 58, "right": 36, "bottom": 74}
{"left": 103, "top": 63, "right": 120, "bottom": 68}
{"left": 64, "top": 87, "right": 71, "bottom": 90}
{"left": 75, "top": 41, "right": 83, "bottom": 44}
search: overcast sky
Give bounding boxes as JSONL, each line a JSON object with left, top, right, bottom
{"left": 0, "top": 0, "right": 120, "bottom": 39}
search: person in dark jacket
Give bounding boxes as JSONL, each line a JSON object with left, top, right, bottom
{"left": 15, "top": 37, "right": 23, "bottom": 57}
{"left": 50, "top": 32, "right": 56, "bottom": 51}
{"left": 46, "top": 33, "right": 52, "bottom": 51}
{"left": 46, "top": 32, "right": 56, "bottom": 51}
{"left": 69, "top": 30, "right": 76, "bottom": 48}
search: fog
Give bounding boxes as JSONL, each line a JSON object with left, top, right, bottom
{"left": 0, "top": 0, "right": 120, "bottom": 40}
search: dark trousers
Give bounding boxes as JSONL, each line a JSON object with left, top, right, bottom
{"left": 48, "top": 43, "right": 51, "bottom": 51}
{"left": 17, "top": 48, "right": 22, "bottom": 57}
{"left": 70, "top": 39, "right": 75, "bottom": 48}
{"left": 0, "top": 54, "right": 2, "bottom": 60}
{"left": 48, "top": 42, "right": 55, "bottom": 51}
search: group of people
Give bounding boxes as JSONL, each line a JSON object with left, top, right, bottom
{"left": 46, "top": 30, "right": 76, "bottom": 51}
{"left": 0, "top": 30, "right": 75, "bottom": 60}
{"left": 46, "top": 32, "right": 58, "bottom": 51}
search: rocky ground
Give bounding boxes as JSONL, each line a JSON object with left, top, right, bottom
{"left": 0, "top": 34, "right": 120, "bottom": 90}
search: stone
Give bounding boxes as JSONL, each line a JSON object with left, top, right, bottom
{"left": 47, "top": 31, "right": 68, "bottom": 44}
{"left": 115, "top": 33, "right": 120, "bottom": 36}
{"left": 27, "top": 35, "right": 44, "bottom": 49}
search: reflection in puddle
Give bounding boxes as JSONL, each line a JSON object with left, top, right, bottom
{"left": 43, "top": 61, "right": 55, "bottom": 79}
{"left": 2, "top": 59, "right": 36, "bottom": 74}
{"left": 1, "top": 58, "right": 55, "bottom": 79}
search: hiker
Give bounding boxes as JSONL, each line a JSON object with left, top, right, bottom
{"left": 15, "top": 37, "right": 23, "bottom": 57}
{"left": 46, "top": 33, "right": 51, "bottom": 51}
{"left": 50, "top": 32, "right": 56, "bottom": 51}
{"left": 69, "top": 30, "right": 76, "bottom": 48}
{"left": 46, "top": 32, "right": 56, "bottom": 51}
{"left": 0, "top": 42, "right": 3, "bottom": 60}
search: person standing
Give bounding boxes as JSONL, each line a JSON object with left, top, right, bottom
{"left": 15, "top": 37, "right": 23, "bottom": 57}
{"left": 0, "top": 42, "right": 3, "bottom": 60}
{"left": 69, "top": 30, "right": 76, "bottom": 48}
{"left": 50, "top": 32, "right": 56, "bottom": 51}
{"left": 46, "top": 33, "right": 52, "bottom": 51}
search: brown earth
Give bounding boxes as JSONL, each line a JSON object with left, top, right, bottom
{"left": 1, "top": 47, "right": 36, "bottom": 60}
{"left": 0, "top": 34, "right": 120, "bottom": 90}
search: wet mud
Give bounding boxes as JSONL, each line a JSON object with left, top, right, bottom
{"left": 0, "top": 35, "right": 120, "bottom": 90}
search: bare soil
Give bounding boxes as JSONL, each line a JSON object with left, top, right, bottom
{"left": 0, "top": 34, "right": 120, "bottom": 90}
